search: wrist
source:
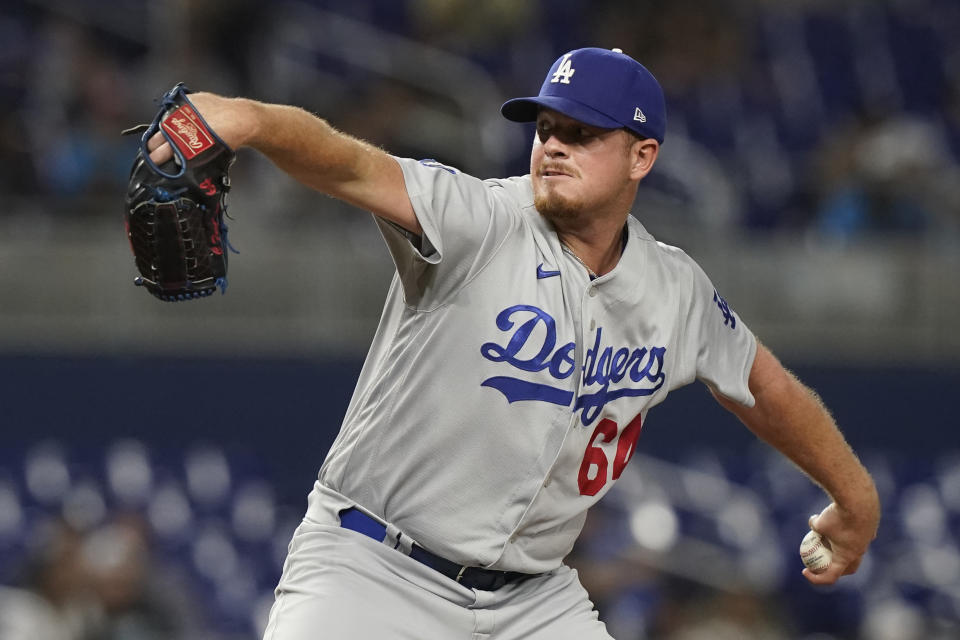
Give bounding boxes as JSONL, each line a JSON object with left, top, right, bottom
{"left": 833, "top": 471, "right": 881, "bottom": 528}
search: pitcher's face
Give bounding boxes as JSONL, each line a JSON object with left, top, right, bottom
{"left": 530, "top": 109, "right": 642, "bottom": 225}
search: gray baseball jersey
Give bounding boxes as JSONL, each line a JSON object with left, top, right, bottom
{"left": 311, "top": 157, "right": 757, "bottom": 575}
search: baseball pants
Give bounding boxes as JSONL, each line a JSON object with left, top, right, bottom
{"left": 261, "top": 517, "right": 614, "bottom": 640}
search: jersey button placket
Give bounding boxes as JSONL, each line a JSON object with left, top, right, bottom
{"left": 577, "top": 284, "right": 597, "bottom": 416}
{"left": 589, "top": 284, "right": 598, "bottom": 329}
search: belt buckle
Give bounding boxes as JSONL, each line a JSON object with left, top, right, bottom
{"left": 455, "top": 566, "right": 468, "bottom": 583}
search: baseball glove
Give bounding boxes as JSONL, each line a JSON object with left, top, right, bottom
{"left": 123, "top": 83, "right": 237, "bottom": 301}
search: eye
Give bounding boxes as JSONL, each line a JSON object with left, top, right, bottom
{"left": 536, "top": 122, "right": 552, "bottom": 142}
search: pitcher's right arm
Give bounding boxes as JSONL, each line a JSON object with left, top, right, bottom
{"left": 147, "top": 92, "right": 421, "bottom": 235}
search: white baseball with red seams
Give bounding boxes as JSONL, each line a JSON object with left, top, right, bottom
{"left": 800, "top": 529, "right": 833, "bottom": 573}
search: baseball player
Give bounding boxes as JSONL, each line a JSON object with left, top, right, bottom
{"left": 147, "top": 48, "right": 880, "bottom": 639}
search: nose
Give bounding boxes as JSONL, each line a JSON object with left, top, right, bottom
{"left": 540, "top": 132, "right": 568, "bottom": 158}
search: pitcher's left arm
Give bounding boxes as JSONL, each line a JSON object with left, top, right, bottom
{"left": 712, "top": 342, "right": 881, "bottom": 585}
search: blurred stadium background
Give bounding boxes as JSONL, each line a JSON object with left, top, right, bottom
{"left": 1, "top": 0, "right": 959, "bottom": 638}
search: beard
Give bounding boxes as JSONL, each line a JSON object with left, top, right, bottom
{"left": 533, "top": 186, "right": 585, "bottom": 225}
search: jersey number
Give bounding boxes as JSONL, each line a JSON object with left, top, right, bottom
{"left": 577, "top": 414, "right": 643, "bottom": 496}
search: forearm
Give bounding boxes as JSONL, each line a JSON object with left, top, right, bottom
{"left": 748, "top": 373, "right": 877, "bottom": 518}
{"left": 243, "top": 101, "right": 382, "bottom": 198}
{"left": 160, "top": 93, "right": 418, "bottom": 230}
{"left": 715, "top": 346, "right": 879, "bottom": 522}
{"left": 715, "top": 344, "right": 879, "bottom": 583}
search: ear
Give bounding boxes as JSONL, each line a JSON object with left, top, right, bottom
{"left": 629, "top": 138, "right": 659, "bottom": 181}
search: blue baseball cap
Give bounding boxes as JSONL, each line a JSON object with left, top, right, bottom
{"left": 501, "top": 47, "right": 666, "bottom": 144}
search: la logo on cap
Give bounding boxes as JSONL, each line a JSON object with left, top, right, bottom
{"left": 551, "top": 53, "right": 575, "bottom": 84}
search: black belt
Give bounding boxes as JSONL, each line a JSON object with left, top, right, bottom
{"left": 338, "top": 508, "right": 536, "bottom": 591}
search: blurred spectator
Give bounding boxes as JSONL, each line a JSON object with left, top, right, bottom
{"left": 647, "top": 584, "right": 792, "bottom": 640}
{"left": 79, "top": 514, "right": 201, "bottom": 640}
{"left": 26, "top": 16, "right": 138, "bottom": 201}
{"left": 0, "top": 519, "right": 95, "bottom": 640}
{"left": 810, "top": 105, "right": 960, "bottom": 240}
{"left": 0, "top": 514, "right": 200, "bottom": 640}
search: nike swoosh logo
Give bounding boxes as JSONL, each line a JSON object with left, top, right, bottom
{"left": 537, "top": 264, "right": 561, "bottom": 279}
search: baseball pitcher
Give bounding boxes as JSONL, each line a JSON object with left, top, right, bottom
{"left": 135, "top": 48, "right": 880, "bottom": 639}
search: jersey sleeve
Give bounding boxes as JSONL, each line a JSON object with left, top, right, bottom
{"left": 684, "top": 256, "right": 757, "bottom": 407}
{"left": 374, "top": 157, "right": 521, "bottom": 309}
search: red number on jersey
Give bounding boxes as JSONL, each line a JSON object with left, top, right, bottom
{"left": 612, "top": 413, "right": 643, "bottom": 480}
{"left": 577, "top": 419, "right": 617, "bottom": 496}
{"left": 577, "top": 413, "right": 643, "bottom": 496}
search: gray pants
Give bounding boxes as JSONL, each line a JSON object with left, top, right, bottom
{"left": 262, "top": 518, "right": 613, "bottom": 640}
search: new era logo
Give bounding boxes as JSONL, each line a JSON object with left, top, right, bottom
{"left": 633, "top": 108, "right": 646, "bottom": 123}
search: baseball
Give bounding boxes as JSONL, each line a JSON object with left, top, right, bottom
{"left": 799, "top": 529, "right": 833, "bottom": 573}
